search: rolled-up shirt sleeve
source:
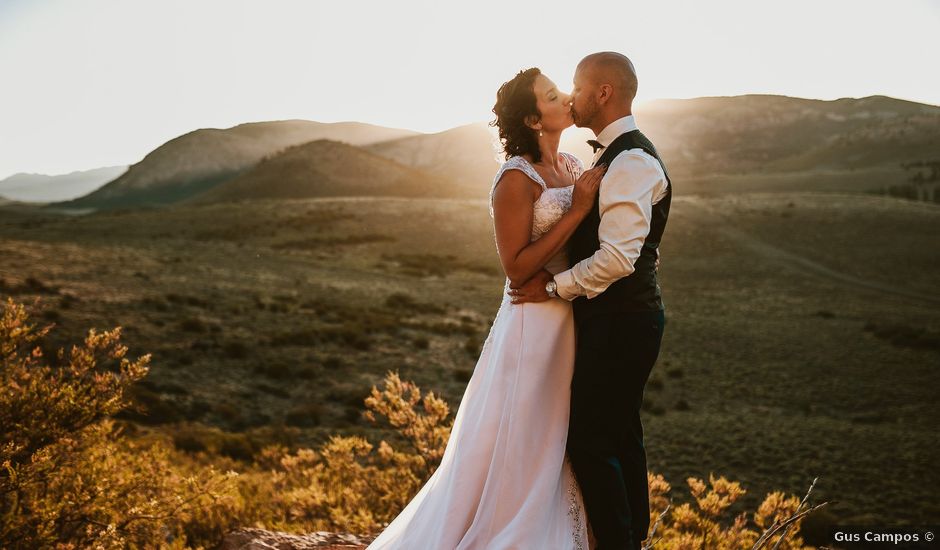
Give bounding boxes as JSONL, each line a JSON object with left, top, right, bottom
{"left": 554, "top": 150, "right": 667, "bottom": 301}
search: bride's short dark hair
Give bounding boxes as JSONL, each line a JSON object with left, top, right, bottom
{"left": 491, "top": 68, "right": 542, "bottom": 163}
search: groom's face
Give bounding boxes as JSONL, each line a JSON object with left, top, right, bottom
{"left": 570, "top": 67, "right": 599, "bottom": 128}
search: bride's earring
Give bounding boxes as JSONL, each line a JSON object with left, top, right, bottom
{"left": 539, "top": 130, "right": 543, "bottom": 137}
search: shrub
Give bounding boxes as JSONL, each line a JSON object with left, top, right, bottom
{"left": 223, "top": 340, "right": 251, "bottom": 359}
{"left": 323, "top": 355, "right": 344, "bottom": 369}
{"left": 384, "top": 292, "right": 445, "bottom": 315}
{"left": 166, "top": 293, "right": 210, "bottom": 308}
{"left": 646, "top": 473, "right": 825, "bottom": 549}
{"left": 22, "top": 276, "right": 58, "bottom": 294}
{"left": 864, "top": 321, "right": 940, "bottom": 351}
{"left": 180, "top": 317, "right": 207, "bottom": 333}
{"left": 187, "top": 398, "right": 212, "bottom": 420}
{"left": 254, "top": 362, "right": 291, "bottom": 379}
{"left": 454, "top": 367, "right": 473, "bottom": 382}
{"left": 464, "top": 335, "right": 482, "bottom": 357}
{"left": 297, "top": 365, "right": 318, "bottom": 379}
{"left": 117, "top": 384, "right": 184, "bottom": 425}
{"left": 642, "top": 397, "right": 666, "bottom": 415}
{"left": 219, "top": 432, "right": 256, "bottom": 462}
{"left": 42, "top": 307, "right": 61, "bottom": 321}
{"left": 173, "top": 426, "right": 210, "bottom": 453}
{"left": 0, "top": 297, "right": 827, "bottom": 546}
{"left": 363, "top": 372, "right": 452, "bottom": 473}
{"left": 0, "top": 297, "right": 236, "bottom": 548}
{"left": 255, "top": 382, "right": 291, "bottom": 398}
{"left": 285, "top": 403, "right": 325, "bottom": 427}
{"left": 269, "top": 324, "right": 373, "bottom": 350}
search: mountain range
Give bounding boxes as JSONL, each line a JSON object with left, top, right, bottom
{"left": 12, "top": 94, "right": 936, "bottom": 212}
{"left": 0, "top": 166, "right": 127, "bottom": 203}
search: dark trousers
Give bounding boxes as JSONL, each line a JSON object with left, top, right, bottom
{"left": 567, "top": 309, "right": 665, "bottom": 550}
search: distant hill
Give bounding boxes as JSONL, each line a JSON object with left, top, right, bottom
{"left": 189, "top": 139, "right": 457, "bottom": 204}
{"left": 636, "top": 95, "right": 940, "bottom": 178}
{"left": 0, "top": 166, "right": 127, "bottom": 203}
{"left": 57, "top": 121, "right": 418, "bottom": 210}
{"left": 375, "top": 95, "right": 940, "bottom": 192}
{"left": 367, "top": 123, "right": 502, "bottom": 194}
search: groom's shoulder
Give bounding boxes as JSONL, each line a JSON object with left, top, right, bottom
{"left": 609, "top": 147, "right": 663, "bottom": 175}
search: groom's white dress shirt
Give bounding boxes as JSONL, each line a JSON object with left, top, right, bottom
{"left": 554, "top": 115, "right": 670, "bottom": 301}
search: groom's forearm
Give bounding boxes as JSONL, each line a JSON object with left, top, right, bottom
{"left": 554, "top": 235, "right": 643, "bottom": 300}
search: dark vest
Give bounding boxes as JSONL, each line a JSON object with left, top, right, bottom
{"left": 567, "top": 129, "right": 672, "bottom": 321}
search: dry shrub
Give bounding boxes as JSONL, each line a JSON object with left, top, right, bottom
{"left": 644, "top": 472, "right": 824, "bottom": 549}
{"left": 240, "top": 372, "right": 453, "bottom": 533}
{"left": 0, "top": 296, "right": 825, "bottom": 547}
{"left": 0, "top": 297, "right": 237, "bottom": 549}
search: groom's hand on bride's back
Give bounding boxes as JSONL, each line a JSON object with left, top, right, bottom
{"left": 508, "top": 269, "right": 553, "bottom": 304}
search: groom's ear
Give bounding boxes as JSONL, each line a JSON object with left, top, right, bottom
{"left": 597, "top": 84, "right": 614, "bottom": 105}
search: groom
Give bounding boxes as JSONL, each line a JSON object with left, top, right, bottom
{"left": 510, "top": 52, "right": 671, "bottom": 550}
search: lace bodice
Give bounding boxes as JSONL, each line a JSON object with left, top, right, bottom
{"left": 489, "top": 152, "right": 584, "bottom": 276}
{"left": 489, "top": 152, "right": 584, "bottom": 237}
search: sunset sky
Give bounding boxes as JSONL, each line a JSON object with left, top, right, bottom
{"left": 1, "top": 0, "right": 938, "bottom": 179}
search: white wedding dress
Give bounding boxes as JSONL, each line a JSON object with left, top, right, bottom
{"left": 367, "top": 152, "right": 589, "bottom": 550}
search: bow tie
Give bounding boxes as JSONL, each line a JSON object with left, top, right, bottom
{"left": 587, "top": 139, "right": 605, "bottom": 153}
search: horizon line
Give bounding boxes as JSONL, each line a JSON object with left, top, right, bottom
{"left": 2, "top": 91, "right": 937, "bottom": 182}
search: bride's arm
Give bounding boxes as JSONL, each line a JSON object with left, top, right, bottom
{"left": 492, "top": 166, "right": 605, "bottom": 288}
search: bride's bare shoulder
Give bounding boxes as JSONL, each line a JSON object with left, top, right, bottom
{"left": 493, "top": 168, "right": 539, "bottom": 198}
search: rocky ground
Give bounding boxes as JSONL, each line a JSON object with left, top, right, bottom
{"left": 217, "top": 529, "right": 372, "bottom": 550}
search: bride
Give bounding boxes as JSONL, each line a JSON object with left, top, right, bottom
{"left": 366, "top": 67, "right": 606, "bottom": 550}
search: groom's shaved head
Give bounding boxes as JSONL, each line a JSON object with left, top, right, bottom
{"left": 578, "top": 52, "right": 638, "bottom": 103}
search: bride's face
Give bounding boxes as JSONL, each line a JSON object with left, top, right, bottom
{"left": 531, "top": 74, "right": 573, "bottom": 133}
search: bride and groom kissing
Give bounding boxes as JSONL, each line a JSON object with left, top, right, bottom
{"left": 368, "top": 51, "right": 672, "bottom": 550}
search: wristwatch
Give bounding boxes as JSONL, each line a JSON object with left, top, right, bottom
{"left": 545, "top": 279, "right": 558, "bottom": 298}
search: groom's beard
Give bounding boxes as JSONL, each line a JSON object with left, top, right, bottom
{"left": 571, "top": 100, "right": 598, "bottom": 129}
